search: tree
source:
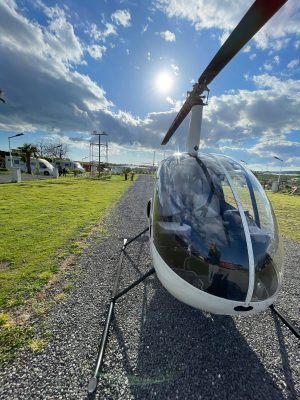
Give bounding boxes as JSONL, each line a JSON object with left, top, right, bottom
{"left": 17, "top": 143, "right": 38, "bottom": 174}
{"left": 35, "top": 138, "right": 48, "bottom": 158}
{"left": 35, "top": 140, "right": 69, "bottom": 160}
{"left": 48, "top": 141, "right": 69, "bottom": 159}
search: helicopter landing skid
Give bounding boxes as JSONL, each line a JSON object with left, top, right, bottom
{"left": 269, "top": 304, "right": 300, "bottom": 339}
{"left": 87, "top": 227, "right": 154, "bottom": 399}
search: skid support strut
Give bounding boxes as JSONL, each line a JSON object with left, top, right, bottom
{"left": 87, "top": 227, "right": 153, "bottom": 397}
{"left": 269, "top": 304, "right": 300, "bottom": 339}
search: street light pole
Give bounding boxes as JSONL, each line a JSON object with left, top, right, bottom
{"left": 8, "top": 133, "right": 24, "bottom": 168}
{"left": 152, "top": 151, "right": 156, "bottom": 175}
{"left": 99, "top": 134, "right": 101, "bottom": 172}
{"left": 273, "top": 156, "right": 284, "bottom": 187}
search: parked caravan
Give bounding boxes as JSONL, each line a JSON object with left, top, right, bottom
{"left": 52, "top": 160, "right": 85, "bottom": 173}
{"left": 110, "top": 165, "right": 133, "bottom": 174}
{"left": 111, "top": 166, "right": 125, "bottom": 174}
{"left": 5, "top": 156, "right": 54, "bottom": 175}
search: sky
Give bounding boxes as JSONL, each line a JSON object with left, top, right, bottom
{"left": 0, "top": 0, "right": 299, "bottom": 170}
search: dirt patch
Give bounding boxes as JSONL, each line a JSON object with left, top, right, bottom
{"left": 0, "top": 260, "right": 11, "bottom": 270}
{"left": 9, "top": 254, "right": 78, "bottom": 325}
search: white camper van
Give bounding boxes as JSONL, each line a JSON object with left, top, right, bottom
{"left": 52, "top": 160, "right": 85, "bottom": 173}
{"left": 5, "top": 156, "right": 54, "bottom": 176}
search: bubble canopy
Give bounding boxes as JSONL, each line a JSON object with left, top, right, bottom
{"left": 152, "top": 153, "right": 282, "bottom": 305}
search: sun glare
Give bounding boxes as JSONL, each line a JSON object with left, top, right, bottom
{"left": 155, "top": 71, "right": 173, "bottom": 94}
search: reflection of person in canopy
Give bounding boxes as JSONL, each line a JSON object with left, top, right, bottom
{"left": 208, "top": 242, "right": 221, "bottom": 265}
{"left": 207, "top": 242, "right": 221, "bottom": 284}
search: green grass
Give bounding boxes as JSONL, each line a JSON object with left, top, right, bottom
{"left": 0, "top": 175, "right": 131, "bottom": 310}
{"left": 223, "top": 185, "right": 300, "bottom": 241}
{"left": 0, "top": 312, "right": 33, "bottom": 363}
{"left": 0, "top": 175, "right": 131, "bottom": 364}
{"left": 267, "top": 192, "right": 300, "bottom": 242}
{"left": 29, "top": 338, "right": 47, "bottom": 352}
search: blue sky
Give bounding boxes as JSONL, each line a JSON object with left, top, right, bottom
{"left": 0, "top": 0, "right": 299, "bottom": 169}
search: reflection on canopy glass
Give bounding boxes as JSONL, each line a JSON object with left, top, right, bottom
{"left": 153, "top": 153, "right": 282, "bottom": 303}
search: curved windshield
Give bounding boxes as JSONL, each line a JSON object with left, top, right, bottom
{"left": 215, "top": 156, "right": 282, "bottom": 301}
{"left": 153, "top": 153, "right": 282, "bottom": 302}
{"left": 153, "top": 153, "right": 250, "bottom": 302}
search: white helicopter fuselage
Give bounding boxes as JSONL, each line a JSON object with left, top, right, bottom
{"left": 148, "top": 152, "right": 283, "bottom": 316}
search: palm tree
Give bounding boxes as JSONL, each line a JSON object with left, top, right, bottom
{"left": 17, "top": 143, "right": 38, "bottom": 174}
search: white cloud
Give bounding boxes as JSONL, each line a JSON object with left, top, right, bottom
{"left": 1, "top": 0, "right": 83, "bottom": 66}
{"left": 273, "top": 55, "right": 280, "bottom": 65}
{"left": 287, "top": 58, "right": 299, "bottom": 69}
{"left": 0, "top": 1, "right": 114, "bottom": 133}
{"left": 111, "top": 9, "right": 131, "bottom": 28}
{"left": 142, "top": 24, "right": 148, "bottom": 33}
{"left": 203, "top": 73, "right": 300, "bottom": 145}
{"left": 159, "top": 30, "right": 176, "bottom": 42}
{"left": 165, "top": 96, "right": 182, "bottom": 111}
{"left": 147, "top": 51, "right": 151, "bottom": 61}
{"left": 248, "top": 139, "right": 300, "bottom": 163}
{"left": 156, "top": 0, "right": 248, "bottom": 32}
{"left": 86, "top": 22, "right": 117, "bottom": 42}
{"left": 243, "top": 45, "right": 251, "bottom": 53}
{"left": 87, "top": 45, "right": 106, "bottom": 60}
{"left": 267, "top": 38, "right": 291, "bottom": 53}
{"left": 166, "top": 96, "right": 174, "bottom": 105}
{"left": 155, "top": 0, "right": 300, "bottom": 50}
{"left": 0, "top": 1, "right": 299, "bottom": 165}
{"left": 170, "top": 63, "right": 179, "bottom": 75}
{"left": 263, "top": 63, "right": 272, "bottom": 71}
{"left": 249, "top": 53, "right": 256, "bottom": 61}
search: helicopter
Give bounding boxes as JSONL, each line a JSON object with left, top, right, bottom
{"left": 149, "top": 0, "right": 287, "bottom": 316}
{"left": 87, "top": 0, "right": 298, "bottom": 396}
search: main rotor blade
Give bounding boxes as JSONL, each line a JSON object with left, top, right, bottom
{"left": 161, "top": 0, "right": 287, "bottom": 146}
{"left": 161, "top": 98, "right": 192, "bottom": 145}
{"left": 198, "top": 0, "right": 287, "bottom": 86}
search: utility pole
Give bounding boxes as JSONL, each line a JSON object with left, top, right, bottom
{"left": 92, "top": 131, "right": 108, "bottom": 175}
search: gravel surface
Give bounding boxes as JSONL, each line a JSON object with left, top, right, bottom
{"left": 1, "top": 175, "right": 299, "bottom": 400}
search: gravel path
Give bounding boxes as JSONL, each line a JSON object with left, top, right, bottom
{"left": 1, "top": 175, "right": 299, "bottom": 400}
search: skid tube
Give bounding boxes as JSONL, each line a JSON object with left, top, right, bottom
{"left": 87, "top": 227, "right": 153, "bottom": 398}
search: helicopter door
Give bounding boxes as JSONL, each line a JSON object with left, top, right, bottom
{"left": 213, "top": 155, "right": 282, "bottom": 302}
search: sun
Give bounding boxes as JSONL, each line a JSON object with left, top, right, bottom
{"left": 155, "top": 71, "right": 173, "bottom": 94}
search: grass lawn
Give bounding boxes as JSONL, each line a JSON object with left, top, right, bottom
{"left": 223, "top": 186, "right": 300, "bottom": 242}
{"left": 0, "top": 175, "right": 132, "bottom": 362}
{"left": 267, "top": 192, "right": 300, "bottom": 242}
{"left": 0, "top": 175, "right": 131, "bottom": 310}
